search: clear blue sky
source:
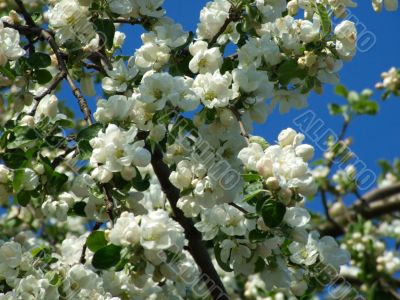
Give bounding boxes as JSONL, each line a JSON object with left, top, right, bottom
{"left": 60, "top": 1, "right": 400, "bottom": 210}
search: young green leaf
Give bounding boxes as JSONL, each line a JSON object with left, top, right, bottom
{"left": 27, "top": 53, "right": 52, "bottom": 69}
{"left": 87, "top": 231, "right": 108, "bottom": 252}
{"left": 261, "top": 200, "right": 286, "bottom": 228}
{"left": 92, "top": 244, "right": 122, "bottom": 269}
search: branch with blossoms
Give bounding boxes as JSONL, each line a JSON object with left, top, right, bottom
{"left": 0, "top": 0, "right": 400, "bottom": 299}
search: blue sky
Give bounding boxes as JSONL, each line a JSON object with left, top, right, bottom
{"left": 61, "top": 1, "right": 400, "bottom": 210}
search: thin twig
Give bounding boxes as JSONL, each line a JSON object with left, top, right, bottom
{"left": 79, "top": 222, "right": 102, "bottom": 264}
{"left": 229, "top": 202, "right": 249, "bottom": 214}
{"left": 320, "top": 189, "right": 343, "bottom": 229}
{"left": 83, "top": 62, "right": 107, "bottom": 75}
{"left": 112, "top": 17, "right": 143, "bottom": 25}
{"left": 230, "top": 108, "right": 250, "bottom": 143}
{"left": 34, "top": 71, "right": 66, "bottom": 101}
{"left": 209, "top": 6, "right": 241, "bottom": 46}
{"left": 102, "top": 184, "right": 115, "bottom": 226}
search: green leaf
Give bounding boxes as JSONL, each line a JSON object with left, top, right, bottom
{"left": 31, "top": 246, "right": 49, "bottom": 258}
{"left": 0, "top": 63, "right": 16, "bottom": 79}
{"left": 55, "top": 119, "right": 75, "bottom": 128}
{"left": 27, "top": 53, "right": 51, "bottom": 69}
{"left": 277, "top": 60, "right": 307, "bottom": 86}
{"left": 94, "top": 19, "right": 115, "bottom": 50}
{"left": 87, "top": 231, "right": 108, "bottom": 252}
{"left": 255, "top": 196, "right": 265, "bottom": 214}
{"left": 248, "top": 229, "right": 267, "bottom": 243}
{"left": 2, "top": 149, "right": 26, "bottom": 168}
{"left": 351, "top": 99, "right": 379, "bottom": 115}
{"left": 132, "top": 172, "right": 150, "bottom": 192}
{"left": 92, "top": 244, "right": 122, "bottom": 269}
{"left": 241, "top": 173, "right": 262, "bottom": 183}
{"left": 316, "top": 3, "right": 332, "bottom": 36}
{"left": 34, "top": 69, "right": 53, "bottom": 85}
{"left": 261, "top": 200, "right": 286, "bottom": 228}
{"left": 76, "top": 123, "right": 103, "bottom": 142}
{"left": 243, "top": 189, "right": 265, "bottom": 203}
{"left": 328, "top": 103, "right": 346, "bottom": 116}
{"left": 214, "top": 243, "right": 233, "bottom": 272}
{"left": 13, "top": 169, "right": 25, "bottom": 192}
{"left": 16, "top": 190, "right": 31, "bottom": 206}
{"left": 73, "top": 201, "right": 87, "bottom": 217}
{"left": 78, "top": 140, "right": 93, "bottom": 160}
{"left": 47, "top": 172, "right": 68, "bottom": 195}
{"left": 335, "top": 85, "right": 349, "bottom": 98}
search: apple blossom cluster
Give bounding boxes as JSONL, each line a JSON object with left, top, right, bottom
{"left": 1, "top": 0, "right": 400, "bottom": 299}
{"left": 376, "top": 66, "right": 400, "bottom": 98}
{"left": 47, "top": 0, "right": 97, "bottom": 47}
{"left": 0, "top": 230, "right": 202, "bottom": 299}
{"left": 340, "top": 219, "right": 400, "bottom": 289}
{"left": 239, "top": 128, "right": 317, "bottom": 198}
{"left": 89, "top": 124, "right": 151, "bottom": 183}
{"left": 372, "top": 0, "right": 399, "bottom": 12}
{"left": 166, "top": 127, "right": 348, "bottom": 297}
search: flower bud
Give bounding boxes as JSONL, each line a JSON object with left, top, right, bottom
{"left": 278, "top": 128, "right": 297, "bottom": 147}
{"left": 329, "top": 201, "right": 345, "bottom": 217}
{"left": 219, "top": 109, "right": 235, "bottom": 127}
{"left": 33, "top": 163, "right": 45, "bottom": 175}
{"left": 0, "top": 165, "right": 10, "bottom": 183}
{"left": 113, "top": 31, "right": 126, "bottom": 48}
{"left": 150, "top": 124, "right": 166, "bottom": 142}
{"left": 19, "top": 115, "right": 35, "bottom": 128}
{"left": 384, "top": 0, "right": 398, "bottom": 11}
{"left": 287, "top": 0, "right": 299, "bottom": 15}
{"left": 23, "top": 93, "right": 33, "bottom": 106}
{"left": 121, "top": 166, "right": 136, "bottom": 181}
{"left": 265, "top": 176, "right": 280, "bottom": 190}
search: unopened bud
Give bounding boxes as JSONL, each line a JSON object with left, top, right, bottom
{"left": 265, "top": 176, "right": 280, "bottom": 190}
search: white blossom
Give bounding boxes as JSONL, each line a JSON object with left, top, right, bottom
{"left": 140, "top": 209, "right": 185, "bottom": 251}
{"left": 189, "top": 41, "right": 223, "bottom": 74}
{"left": 192, "top": 70, "right": 237, "bottom": 108}
{"left": 0, "top": 23, "right": 25, "bottom": 66}
{"left": 108, "top": 212, "right": 141, "bottom": 246}
{"left": 102, "top": 59, "right": 138, "bottom": 94}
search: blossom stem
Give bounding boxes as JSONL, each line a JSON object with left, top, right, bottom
{"left": 229, "top": 202, "right": 249, "bottom": 214}
{"left": 79, "top": 222, "right": 102, "bottom": 264}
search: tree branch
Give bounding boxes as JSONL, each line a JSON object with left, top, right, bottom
{"left": 150, "top": 145, "right": 228, "bottom": 300}
{"left": 319, "top": 183, "right": 400, "bottom": 236}
{"left": 34, "top": 71, "right": 66, "bottom": 101}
